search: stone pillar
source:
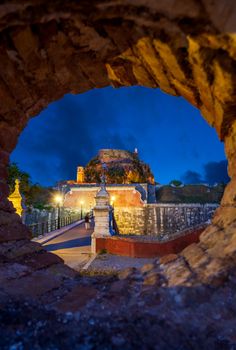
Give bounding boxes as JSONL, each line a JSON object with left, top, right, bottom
{"left": 91, "top": 187, "right": 110, "bottom": 254}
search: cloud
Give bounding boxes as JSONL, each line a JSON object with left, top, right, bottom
{"left": 11, "top": 87, "right": 227, "bottom": 187}
{"left": 181, "top": 160, "right": 230, "bottom": 185}
{"left": 181, "top": 170, "right": 203, "bottom": 184}
{"left": 204, "top": 160, "right": 230, "bottom": 185}
{"left": 11, "top": 91, "right": 138, "bottom": 186}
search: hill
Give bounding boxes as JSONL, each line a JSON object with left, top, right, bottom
{"left": 156, "top": 184, "right": 225, "bottom": 204}
{"left": 84, "top": 149, "right": 154, "bottom": 184}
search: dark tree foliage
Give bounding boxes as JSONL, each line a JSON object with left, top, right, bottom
{"left": 170, "top": 180, "right": 183, "bottom": 187}
{"left": 8, "top": 162, "right": 31, "bottom": 194}
{"left": 7, "top": 163, "right": 53, "bottom": 208}
{"left": 107, "top": 166, "right": 125, "bottom": 184}
{"left": 84, "top": 167, "right": 101, "bottom": 183}
{"left": 84, "top": 152, "right": 154, "bottom": 184}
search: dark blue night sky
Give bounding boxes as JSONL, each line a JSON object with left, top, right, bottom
{"left": 11, "top": 87, "right": 229, "bottom": 187}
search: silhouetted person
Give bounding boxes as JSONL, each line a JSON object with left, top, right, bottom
{"left": 85, "top": 213, "right": 90, "bottom": 229}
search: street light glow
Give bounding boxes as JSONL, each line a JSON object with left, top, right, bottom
{"left": 54, "top": 194, "right": 63, "bottom": 205}
{"left": 80, "top": 200, "right": 84, "bottom": 205}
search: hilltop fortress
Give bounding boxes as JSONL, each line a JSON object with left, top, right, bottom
{"left": 62, "top": 148, "right": 156, "bottom": 213}
{"left": 81, "top": 148, "right": 155, "bottom": 185}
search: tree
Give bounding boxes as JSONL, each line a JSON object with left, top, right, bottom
{"left": 28, "top": 184, "right": 54, "bottom": 209}
{"left": 7, "top": 162, "right": 54, "bottom": 208}
{"left": 7, "top": 162, "right": 31, "bottom": 196}
{"left": 107, "top": 166, "right": 125, "bottom": 184}
{"left": 84, "top": 167, "right": 101, "bottom": 183}
{"left": 170, "top": 179, "right": 183, "bottom": 187}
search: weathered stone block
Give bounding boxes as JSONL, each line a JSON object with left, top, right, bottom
{"left": 161, "top": 258, "right": 192, "bottom": 286}
{"left": 181, "top": 243, "right": 209, "bottom": 270}
{"left": 0, "top": 222, "right": 31, "bottom": 243}
{"left": 54, "top": 285, "right": 98, "bottom": 312}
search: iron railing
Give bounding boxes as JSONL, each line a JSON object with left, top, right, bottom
{"left": 28, "top": 213, "right": 84, "bottom": 238}
{"left": 153, "top": 203, "right": 218, "bottom": 238}
{"left": 109, "top": 207, "right": 119, "bottom": 235}
{"left": 113, "top": 203, "right": 219, "bottom": 237}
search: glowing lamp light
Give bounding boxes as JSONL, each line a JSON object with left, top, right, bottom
{"left": 80, "top": 200, "right": 84, "bottom": 206}
{"left": 54, "top": 194, "right": 63, "bottom": 205}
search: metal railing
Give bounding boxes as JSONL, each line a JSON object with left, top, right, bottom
{"left": 153, "top": 203, "right": 218, "bottom": 238}
{"left": 113, "top": 203, "right": 219, "bottom": 237}
{"left": 28, "top": 213, "right": 84, "bottom": 238}
{"left": 109, "top": 207, "right": 119, "bottom": 235}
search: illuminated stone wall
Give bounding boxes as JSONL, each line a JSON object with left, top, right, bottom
{"left": 64, "top": 184, "right": 146, "bottom": 213}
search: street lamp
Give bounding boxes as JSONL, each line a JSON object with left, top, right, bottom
{"left": 80, "top": 200, "right": 84, "bottom": 219}
{"left": 54, "top": 194, "right": 63, "bottom": 229}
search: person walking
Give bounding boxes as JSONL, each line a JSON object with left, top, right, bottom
{"left": 85, "top": 213, "right": 90, "bottom": 230}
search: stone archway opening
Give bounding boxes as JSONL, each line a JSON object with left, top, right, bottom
{"left": 0, "top": 0, "right": 236, "bottom": 300}
{"left": 10, "top": 86, "right": 227, "bottom": 261}
{"left": 11, "top": 86, "right": 227, "bottom": 191}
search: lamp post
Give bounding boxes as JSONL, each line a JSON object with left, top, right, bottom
{"left": 54, "top": 194, "right": 63, "bottom": 230}
{"left": 80, "top": 200, "right": 84, "bottom": 219}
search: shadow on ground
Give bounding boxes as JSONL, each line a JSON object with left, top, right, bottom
{"left": 44, "top": 237, "right": 91, "bottom": 251}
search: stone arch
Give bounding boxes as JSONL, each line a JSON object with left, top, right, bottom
{"left": 1, "top": 1, "right": 236, "bottom": 293}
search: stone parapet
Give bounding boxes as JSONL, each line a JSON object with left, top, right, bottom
{"left": 95, "top": 225, "right": 205, "bottom": 258}
{"left": 114, "top": 203, "right": 218, "bottom": 236}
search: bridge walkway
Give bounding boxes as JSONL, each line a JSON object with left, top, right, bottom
{"left": 43, "top": 220, "right": 94, "bottom": 271}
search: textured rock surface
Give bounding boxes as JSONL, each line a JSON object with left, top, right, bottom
{"left": 85, "top": 148, "right": 154, "bottom": 184}
{"left": 0, "top": 1, "right": 236, "bottom": 347}
{"left": 1, "top": 266, "right": 236, "bottom": 349}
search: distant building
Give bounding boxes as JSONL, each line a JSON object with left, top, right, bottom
{"left": 77, "top": 166, "right": 85, "bottom": 183}
{"left": 62, "top": 182, "right": 156, "bottom": 213}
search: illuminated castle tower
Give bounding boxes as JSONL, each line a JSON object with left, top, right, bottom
{"left": 77, "top": 166, "right": 85, "bottom": 183}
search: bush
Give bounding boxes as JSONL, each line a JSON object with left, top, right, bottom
{"left": 170, "top": 180, "right": 183, "bottom": 187}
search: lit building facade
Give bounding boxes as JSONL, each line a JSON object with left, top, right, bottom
{"left": 63, "top": 182, "right": 156, "bottom": 213}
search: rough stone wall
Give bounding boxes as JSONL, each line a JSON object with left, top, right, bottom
{"left": 99, "top": 149, "right": 134, "bottom": 163}
{"left": 0, "top": 0, "right": 235, "bottom": 304}
{"left": 114, "top": 207, "right": 146, "bottom": 235}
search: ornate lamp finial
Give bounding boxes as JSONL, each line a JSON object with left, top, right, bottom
{"left": 100, "top": 162, "right": 108, "bottom": 190}
{"left": 15, "top": 178, "right": 20, "bottom": 192}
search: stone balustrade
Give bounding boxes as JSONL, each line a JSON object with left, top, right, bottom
{"left": 114, "top": 203, "right": 218, "bottom": 237}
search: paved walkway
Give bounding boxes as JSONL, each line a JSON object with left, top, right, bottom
{"left": 43, "top": 221, "right": 94, "bottom": 271}
{"left": 43, "top": 220, "right": 155, "bottom": 273}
